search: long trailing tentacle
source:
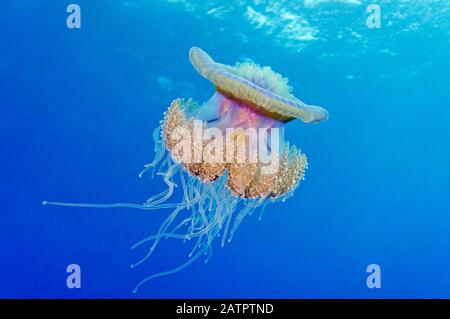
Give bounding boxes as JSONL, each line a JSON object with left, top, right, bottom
{"left": 130, "top": 205, "right": 222, "bottom": 249}
{"left": 144, "top": 163, "right": 180, "bottom": 206}
{"left": 42, "top": 201, "right": 187, "bottom": 211}
{"left": 138, "top": 125, "right": 166, "bottom": 178}
{"left": 130, "top": 206, "right": 184, "bottom": 269}
{"left": 132, "top": 240, "right": 210, "bottom": 294}
{"left": 228, "top": 200, "right": 263, "bottom": 243}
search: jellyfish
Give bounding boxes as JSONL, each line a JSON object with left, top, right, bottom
{"left": 43, "top": 47, "right": 328, "bottom": 293}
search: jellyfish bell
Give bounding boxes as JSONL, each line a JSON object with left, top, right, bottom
{"left": 189, "top": 47, "right": 328, "bottom": 124}
{"left": 43, "top": 47, "right": 328, "bottom": 293}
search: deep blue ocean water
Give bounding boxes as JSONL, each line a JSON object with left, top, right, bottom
{"left": 1, "top": 0, "right": 449, "bottom": 298}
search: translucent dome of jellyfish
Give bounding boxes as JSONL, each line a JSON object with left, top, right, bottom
{"left": 43, "top": 47, "right": 328, "bottom": 293}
